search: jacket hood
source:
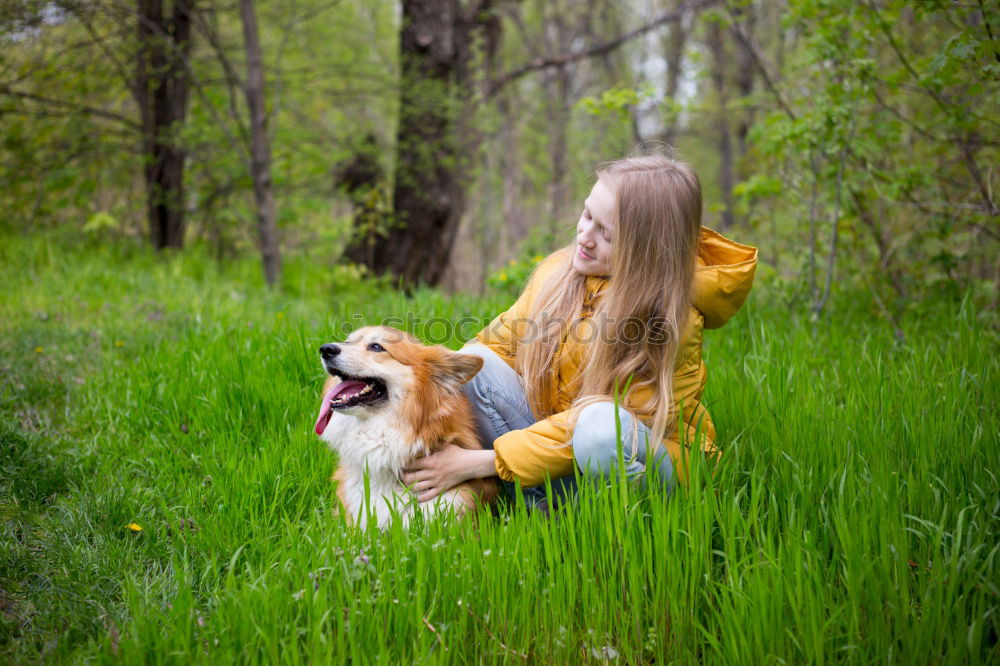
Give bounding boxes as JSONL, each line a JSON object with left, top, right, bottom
{"left": 693, "top": 227, "right": 758, "bottom": 329}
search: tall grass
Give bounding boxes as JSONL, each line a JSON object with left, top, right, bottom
{"left": 1, "top": 231, "right": 997, "bottom": 663}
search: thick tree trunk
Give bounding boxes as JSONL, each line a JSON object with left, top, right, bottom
{"left": 344, "top": 0, "right": 459, "bottom": 286}
{"left": 344, "top": 0, "right": 495, "bottom": 287}
{"left": 136, "top": 0, "right": 193, "bottom": 250}
{"left": 239, "top": 0, "right": 282, "bottom": 287}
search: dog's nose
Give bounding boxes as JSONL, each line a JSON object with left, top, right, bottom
{"left": 319, "top": 343, "right": 341, "bottom": 359}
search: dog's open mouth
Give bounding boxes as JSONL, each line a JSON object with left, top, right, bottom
{"left": 314, "top": 373, "right": 388, "bottom": 435}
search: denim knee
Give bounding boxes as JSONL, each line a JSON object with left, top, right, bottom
{"left": 572, "top": 402, "right": 640, "bottom": 475}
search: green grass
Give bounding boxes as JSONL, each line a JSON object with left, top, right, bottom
{"left": 1, "top": 231, "right": 997, "bottom": 663}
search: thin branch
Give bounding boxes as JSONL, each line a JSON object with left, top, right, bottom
{"left": 186, "top": 7, "right": 251, "bottom": 150}
{"left": 0, "top": 86, "right": 141, "bottom": 131}
{"left": 870, "top": 81, "right": 1000, "bottom": 147}
{"left": 272, "top": 0, "right": 344, "bottom": 121}
{"left": 74, "top": 10, "right": 140, "bottom": 101}
{"left": 807, "top": 149, "right": 822, "bottom": 303}
{"left": 722, "top": 0, "right": 796, "bottom": 120}
{"left": 814, "top": 113, "right": 859, "bottom": 318}
{"left": 486, "top": 0, "right": 717, "bottom": 97}
{"left": 977, "top": 0, "right": 1000, "bottom": 64}
{"left": 2, "top": 27, "right": 131, "bottom": 88}
{"left": 867, "top": 278, "right": 906, "bottom": 343}
{"left": 895, "top": 199, "right": 1000, "bottom": 220}
{"left": 864, "top": 0, "right": 998, "bottom": 216}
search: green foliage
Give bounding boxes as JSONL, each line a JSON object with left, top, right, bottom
{"left": 1, "top": 0, "right": 995, "bottom": 310}
{"left": 0, "top": 0, "right": 399, "bottom": 257}
{"left": 737, "top": 0, "right": 998, "bottom": 306}
{"left": 1, "top": 231, "right": 997, "bottom": 663}
{"left": 578, "top": 83, "right": 655, "bottom": 118}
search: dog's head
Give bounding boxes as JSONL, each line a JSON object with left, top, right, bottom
{"left": 314, "top": 326, "right": 483, "bottom": 436}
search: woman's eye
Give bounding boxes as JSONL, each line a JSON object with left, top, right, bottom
{"left": 367, "top": 343, "right": 385, "bottom": 352}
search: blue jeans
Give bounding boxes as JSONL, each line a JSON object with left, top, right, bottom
{"left": 458, "top": 344, "right": 675, "bottom": 502}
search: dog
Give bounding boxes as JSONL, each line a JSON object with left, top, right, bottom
{"left": 314, "top": 326, "right": 497, "bottom": 529}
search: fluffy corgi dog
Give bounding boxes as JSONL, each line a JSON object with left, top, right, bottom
{"left": 314, "top": 326, "right": 497, "bottom": 529}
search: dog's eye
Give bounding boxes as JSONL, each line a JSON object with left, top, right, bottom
{"left": 367, "top": 343, "right": 385, "bottom": 352}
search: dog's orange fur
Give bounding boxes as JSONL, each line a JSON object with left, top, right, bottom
{"left": 321, "top": 330, "right": 497, "bottom": 524}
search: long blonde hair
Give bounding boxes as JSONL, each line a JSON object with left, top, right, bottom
{"left": 515, "top": 154, "right": 702, "bottom": 444}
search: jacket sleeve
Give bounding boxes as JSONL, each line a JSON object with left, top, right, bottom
{"left": 492, "top": 411, "right": 576, "bottom": 485}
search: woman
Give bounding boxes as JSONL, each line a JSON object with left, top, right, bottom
{"left": 402, "top": 154, "right": 757, "bottom": 502}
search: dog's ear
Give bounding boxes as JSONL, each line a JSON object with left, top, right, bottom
{"left": 431, "top": 351, "right": 483, "bottom": 392}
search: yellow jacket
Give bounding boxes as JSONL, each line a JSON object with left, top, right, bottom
{"left": 476, "top": 227, "right": 757, "bottom": 486}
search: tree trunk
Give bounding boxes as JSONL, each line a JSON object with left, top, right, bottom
{"left": 662, "top": 0, "right": 688, "bottom": 144}
{"left": 239, "top": 0, "right": 282, "bottom": 287}
{"left": 136, "top": 0, "right": 193, "bottom": 249}
{"left": 732, "top": 2, "right": 755, "bottom": 160}
{"left": 544, "top": 63, "right": 573, "bottom": 234}
{"left": 344, "top": 0, "right": 495, "bottom": 287}
{"left": 708, "top": 19, "right": 735, "bottom": 230}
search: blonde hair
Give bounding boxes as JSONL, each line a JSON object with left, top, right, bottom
{"left": 515, "top": 154, "right": 702, "bottom": 445}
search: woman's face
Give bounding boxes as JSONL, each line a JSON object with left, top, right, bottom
{"left": 572, "top": 178, "right": 615, "bottom": 276}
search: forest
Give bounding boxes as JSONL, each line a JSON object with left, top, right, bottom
{"left": 2, "top": 0, "right": 996, "bottom": 304}
{"left": 1, "top": 0, "right": 998, "bottom": 662}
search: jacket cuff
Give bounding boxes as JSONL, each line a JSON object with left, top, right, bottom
{"left": 492, "top": 447, "right": 517, "bottom": 482}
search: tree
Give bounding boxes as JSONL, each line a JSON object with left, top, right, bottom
{"left": 344, "top": 0, "right": 500, "bottom": 287}
{"left": 136, "top": 0, "right": 195, "bottom": 249}
{"left": 239, "top": 0, "right": 281, "bottom": 286}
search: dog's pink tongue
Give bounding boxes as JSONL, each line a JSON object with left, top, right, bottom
{"left": 314, "top": 380, "right": 370, "bottom": 435}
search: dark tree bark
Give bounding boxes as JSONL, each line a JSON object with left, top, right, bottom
{"left": 136, "top": 0, "right": 194, "bottom": 249}
{"left": 707, "top": 18, "right": 735, "bottom": 230}
{"left": 239, "top": 0, "right": 282, "bottom": 287}
{"left": 344, "top": 0, "right": 498, "bottom": 287}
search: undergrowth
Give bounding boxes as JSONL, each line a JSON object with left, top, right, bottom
{"left": 1, "top": 231, "right": 997, "bottom": 663}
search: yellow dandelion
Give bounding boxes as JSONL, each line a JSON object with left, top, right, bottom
{"left": 533, "top": 255, "right": 544, "bottom": 262}
{"left": 508, "top": 259, "right": 517, "bottom": 266}
{"left": 498, "top": 271, "right": 508, "bottom": 281}
{"left": 126, "top": 523, "right": 143, "bottom": 533}
{"left": 34, "top": 346, "right": 44, "bottom": 354}
{"left": 277, "top": 311, "right": 285, "bottom": 320}
{"left": 114, "top": 340, "right": 125, "bottom": 348}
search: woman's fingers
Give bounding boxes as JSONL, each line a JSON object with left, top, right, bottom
{"left": 401, "top": 468, "right": 432, "bottom": 484}
{"left": 405, "top": 456, "right": 432, "bottom": 471}
{"left": 403, "top": 445, "right": 479, "bottom": 500}
{"left": 416, "top": 487, "right": 440, "bottom": 502}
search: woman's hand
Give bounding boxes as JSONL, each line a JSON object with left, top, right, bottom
{"left": 402, "top": 446, "right": 496, "bottom": 502}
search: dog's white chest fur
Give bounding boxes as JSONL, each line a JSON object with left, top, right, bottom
{"left": 320, "top": 410, "right": 468, "bottom": 529}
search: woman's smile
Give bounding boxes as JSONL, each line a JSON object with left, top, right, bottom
{"left": 577, "top": 245, "right": 595, "bottom": 261}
